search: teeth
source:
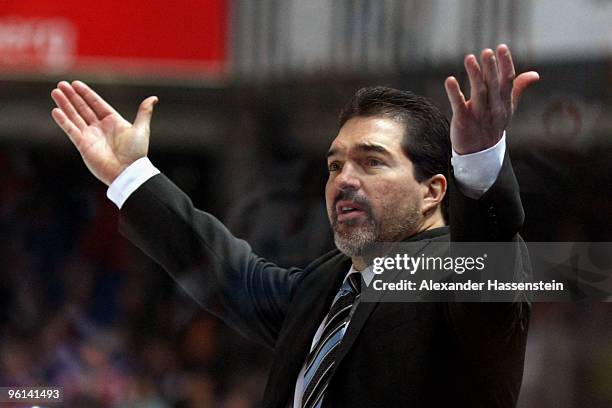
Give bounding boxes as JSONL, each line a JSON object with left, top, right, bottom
{"left": 341, "top": 207, "right": 355, "bottom": 213}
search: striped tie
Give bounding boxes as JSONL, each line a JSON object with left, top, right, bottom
{"left": 301, "top": 273, "right": 361, "bottom": 408}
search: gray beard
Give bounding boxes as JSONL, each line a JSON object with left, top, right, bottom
{"left": 332, "top": 207, "right": 421, "bottom": 257}
{"left": 333, "top": 219, "right": 378, "bottom": 257}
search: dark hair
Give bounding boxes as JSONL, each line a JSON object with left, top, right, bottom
{"left": 339, "top": 86, "right": 451, "bottom": 222}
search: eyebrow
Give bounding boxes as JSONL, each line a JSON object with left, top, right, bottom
{"left": 327, "top": 143, "right": 390, "bottom": 158}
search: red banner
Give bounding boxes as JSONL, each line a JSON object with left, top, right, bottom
{"left": 0, "top": 0, "right": 227, "bottom": 77}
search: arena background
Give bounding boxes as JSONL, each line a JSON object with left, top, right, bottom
{"left": 0, "top": 1, "right": 611, "bottom": 407}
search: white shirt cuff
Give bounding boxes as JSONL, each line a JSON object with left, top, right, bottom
{"left": 106, "top": 157, "right": 160, "bottom": 209}
{"left": 451, "top": 132, "right": 506, "bottom": 199}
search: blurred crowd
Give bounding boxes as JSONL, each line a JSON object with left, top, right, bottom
{"left": 0, "top": 146, "right": 275, "bottom": 407}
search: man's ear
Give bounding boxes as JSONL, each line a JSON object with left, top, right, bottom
{"left": 421, "top": 174, "right": 447, "bottom": 216}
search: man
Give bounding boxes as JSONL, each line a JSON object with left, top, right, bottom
{"left": 51, "top": 44, "right": 539, "bottom": 407}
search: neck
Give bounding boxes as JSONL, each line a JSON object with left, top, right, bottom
{"left": 419, "top": 213, "right": 446, "bottom": 231}
{"left": 352, "top": 257, "right": 368, "bottom": 271}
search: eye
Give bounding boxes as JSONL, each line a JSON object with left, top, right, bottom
{"left": 328, "top": 162, "right": 341, "bottom": 172}
{"left": 366, "top": 158, "right": 384, "bottom": 167}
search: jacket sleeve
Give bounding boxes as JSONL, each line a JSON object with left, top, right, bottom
{"left": 118, "top": 173, "right": 301, "bottom": 350}
{"left": 445, "top": 152, "right": 532, "bottom": 405}
{"left": 447, "top": 151, "right": 531, "bottom": 305}
{"left": 449, "top": 151, "right": 524, "bottom": 242}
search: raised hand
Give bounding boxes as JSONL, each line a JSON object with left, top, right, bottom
{"left": 444, "top": 44, "right": 539, "bottom": 155}
{"left": 51, "top": 81, "right": 158, "bottom": 185}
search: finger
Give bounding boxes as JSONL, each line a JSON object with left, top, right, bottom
{"left": 57, "top": 81, "right": 99, "bottom": 124}
{"left": 72, "top": 80, "right": 119, "bottom": 119}
{"left": 464, "top": 54, "right": 487, "bottom": 111}
{"left": 444, "top": 76, "right": 468, "bottom": 117}
{"left": 480, "top": 48, "right": 501, "bottom": 108}
{"left": 496, "top": 44, "right": 516, "bottom": 108}
{"left": 51, "top": 88, "right": 88, "bottom": 131}
{"left": 51, "top": 108, "right": 85, "bottom": 149}
{"left": 133, "top": 96, "right": 159, "bottom": 131}
{"left": 511, "top": 71, "right": 540, "bottom": 112}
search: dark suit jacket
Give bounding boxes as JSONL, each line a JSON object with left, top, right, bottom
{"left": 119, "top": 153, "right": 530, "bottom": 407}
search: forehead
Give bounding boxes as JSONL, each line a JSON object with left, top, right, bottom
{"left": 329, "top": 116, "right": 405, "bottom": 154}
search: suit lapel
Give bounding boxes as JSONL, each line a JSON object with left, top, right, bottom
{"left": 261, "top": 227, "right": 449, "bottom": 407}
{"left": 262, "top": 252, "right": 350, "bottom": 408}
{"left": 331, "top": 239, "right": 433, "bottom": 374}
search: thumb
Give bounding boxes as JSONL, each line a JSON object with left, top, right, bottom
{"left": 134, "top": 96, "right": 159, "bottom": 130}
{"left": 511, "top": 71, "right": 539, "bottom": 112}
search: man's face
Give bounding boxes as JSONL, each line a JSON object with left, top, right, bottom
{"left": 325, "top": 116, "right": 425, "bottom": 257}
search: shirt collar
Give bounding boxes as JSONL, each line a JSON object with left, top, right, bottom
{"left": 345, "top": 264, "right": 375, "bottom": 287}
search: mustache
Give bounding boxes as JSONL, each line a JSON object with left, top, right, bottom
{"left": 333, "top": 190, "right": 374, "bottom": 218}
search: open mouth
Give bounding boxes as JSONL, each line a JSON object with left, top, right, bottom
{"left": 340, "top": 206, "right": 359, "bottom": 214}
{"left": 336, "top": 200, "right": 367, "bottom": 222}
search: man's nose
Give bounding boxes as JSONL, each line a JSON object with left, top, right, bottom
{"left": 335, "top": 163, "right": 361, "bottom": 191}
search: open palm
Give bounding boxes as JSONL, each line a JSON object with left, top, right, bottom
{"left": 444, "top": 44, "right": 539, "bottom": 154}
{"left": 51, "top": 81, "right": 158, "bottom": 185}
